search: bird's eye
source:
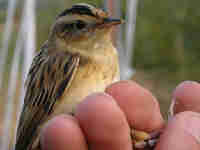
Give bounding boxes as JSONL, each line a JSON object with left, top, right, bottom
{"left": 76, "top": 20, "right": 86, "bottom": 30}
{"left": 60, "top": 23, "right": 73, "bottom": 32}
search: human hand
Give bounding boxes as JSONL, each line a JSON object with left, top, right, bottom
{"left": 40, "top": 80, "right": 200, "bottom": 150}
{"left": 157, "top": 81, "right": 200, "bottom": 150}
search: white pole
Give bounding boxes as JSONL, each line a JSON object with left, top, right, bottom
{"left": 0, "top": 0, "right": 36, "bottom": 149}
{"left": 0, "top": 0, "right": 18, "bottom": 88}
{"left": 124, "top": 0, "right": 138, "bottom": 79}
{"left": 0, "top": 16, "right": 25, "bottom": 150}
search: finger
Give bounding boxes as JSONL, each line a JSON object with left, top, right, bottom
{"left": 105, "top": 80, "right": 164, "bottom": 132}
{"left": 171, "top": 81, "right": 200, "bottom": 115}
{"left": 40, "top": 115, "right": 88, "bottom": 150}
{"left": 75, "top": 93, "right": 132, "bottom": 150}
{"left": 155, "top": 111, "right": 200, "bottom": 150}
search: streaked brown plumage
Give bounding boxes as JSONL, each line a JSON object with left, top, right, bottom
{"left": 15, "top": 3, "right": 122, "bottom": 150}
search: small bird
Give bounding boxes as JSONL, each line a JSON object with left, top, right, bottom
{"left": 15, "top": 3, "right": 122, "bottom": 150}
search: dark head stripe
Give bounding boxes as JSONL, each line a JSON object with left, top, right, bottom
{"left": 57, "top": 5, "right": 96, "bottom": 18}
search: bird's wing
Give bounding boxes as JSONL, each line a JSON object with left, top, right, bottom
{"left": 15, "top": 49, "right": 80, "bottom": 150}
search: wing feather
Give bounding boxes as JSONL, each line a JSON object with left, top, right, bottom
{"left": 15, "top": 47, "right": 80, "bottom": 150}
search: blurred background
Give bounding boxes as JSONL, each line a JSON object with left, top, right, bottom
{"left": 0, "top": 0, "right": 200, "bottom": 148}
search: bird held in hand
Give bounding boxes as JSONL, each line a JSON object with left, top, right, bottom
{"left": 15, "top": 3, "right": 122, "bottom": 150}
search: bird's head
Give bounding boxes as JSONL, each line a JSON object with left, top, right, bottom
{"left": 48, "top": 3, "right": 123, "bottom": 51}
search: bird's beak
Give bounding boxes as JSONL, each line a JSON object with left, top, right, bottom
{"left": 98, "top": 17, "right": 124, "bottom": 28}
{"left": 103, "top": 17, "right": 124, "bottom": 26}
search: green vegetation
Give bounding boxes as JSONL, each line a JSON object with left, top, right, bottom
{"left": 134, "top": 0, "right": 200, "bottom": 82}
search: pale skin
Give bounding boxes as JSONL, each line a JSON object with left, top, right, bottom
{"left": 40, "top": 81, "right": 200, "bottom": 150}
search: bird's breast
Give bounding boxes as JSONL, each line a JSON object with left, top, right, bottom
{"left": 52, "top": 53, "right": 119, "bottom": 116}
